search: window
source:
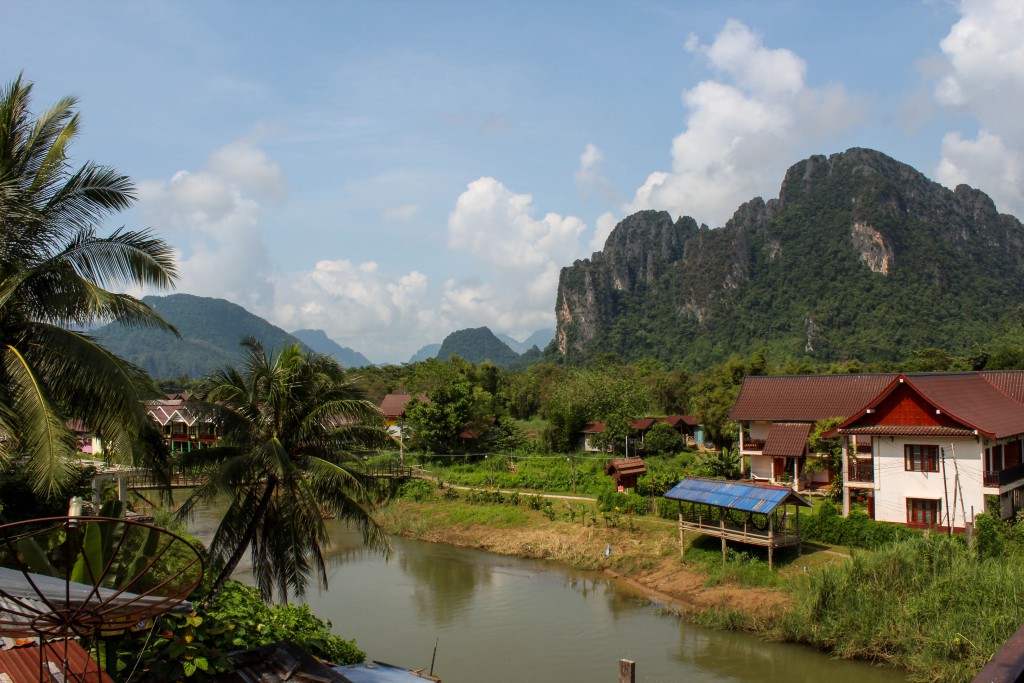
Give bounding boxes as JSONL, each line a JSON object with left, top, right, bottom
{"left": 907, "top": 498, "right": 941, "bottom": 525}
{"left": 904, "top": 444, "right": 939, "bottom": 472}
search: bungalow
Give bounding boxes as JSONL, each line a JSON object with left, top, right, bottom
{"left": 730, "top": 374, "right": 890, "bottom": 490}
{"left": 146, "top": 394, "right": 218, "bottom": 453}
{"left": 731, "top": 372, "right": 1024, "bottom": 529}
{"left": 579, "top": 415, "right": 702, "bottom": 452}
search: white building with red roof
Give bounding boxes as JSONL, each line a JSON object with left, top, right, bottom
{"left": 732, "top": 372, "right": 1024, "bottom": 529}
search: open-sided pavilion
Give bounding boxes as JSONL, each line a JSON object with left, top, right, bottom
{"left": 663, "top": 477, "right": 813, "bottom": 569}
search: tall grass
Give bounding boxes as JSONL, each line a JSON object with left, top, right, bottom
{"left": 777, "top": 534, "right": 1024, "bottom": 682}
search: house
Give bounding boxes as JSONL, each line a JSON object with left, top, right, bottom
{"left": 730, "top": 374, "right": 890, "bottom": 490}
{"left": 380, "top": 393, "right": 413, "bottom": 427}
{"left": 630, "top": 415, "right": 702, "bottom": 446}
{"left": 146, "top": 394, "right": 218, "bottom": 453}
{"left": 579, "top": 416, "right": 703, "bottom": 452}
{"left": 731, "top": 372, "right": 1024, "bottom": 529}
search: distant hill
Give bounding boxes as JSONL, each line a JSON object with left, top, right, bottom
{"left": 95, "top": 294, "right": 310, "bottom": 379}
{"left": 522, "top": 328, "right": 555, "bottom": 352}
{"left": 291, "top": 329, "right": 372, "bottom": 367}
{"left": 554, "top": 148, "right": 1024, "bottom": 368}
{"left": 497, "top": 329, "right": 554, "bottom": 354}
{"left": 437, "top": 327, "right": 520, "bottom": 367}
{"left": 408, "top": 343, "right": 442, "bottom": 363}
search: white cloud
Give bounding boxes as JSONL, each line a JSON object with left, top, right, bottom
{"left": 137, "top": 140, "right": 284, "bottom": 312}
{"left": 933, "top": 0, "right": 1024, "bottom": 216}
{"left": 628, "top": 20, "right": 865, "bottom": 228}
{"left": 588, "top": 212, "right": 618, "bottom": 253}
{"left": 381, "top": 203, "right": 421, "bottom": 222}
{"left": 270, "top": 260, "right": 439, "bottom": 362}
{"left": 446, "top": 177, "right": 587, "bottom": 336}
{"left": 575, "top": 143, "right": 616, "bottom": 203}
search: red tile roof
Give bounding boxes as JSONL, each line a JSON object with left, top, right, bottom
{"left": 379, "top": 394, "right": 412, "bottom": 419}
{"left": 835, "top": 424, "right": 975, "bottom": 437}
{"left": 730, "top": 374, "right": 894, "bottom": 421}
{"left": 761, "top": 422, "right": 813, "bottom": 457}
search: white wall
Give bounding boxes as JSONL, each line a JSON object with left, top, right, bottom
{"left": 872, "top": 436, "right": 984, "bottom": 527}
{"left": 749, "top": 455, "right": 772, "bottom": 480}
{"left": 748, "top": 421, "right": 772, "bottom": 441}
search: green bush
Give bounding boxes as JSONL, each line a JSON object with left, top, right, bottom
{"left": 597, "top": 490, "right": 650, "bottom": 516}
{"left": 396, "top": 479, "right": 436, "bottom": 502}
{"left": 121, "top": 581, "right": 364, "bottom": 681}
{"left": 798, "top": 503, "right": 917, "bottom": 549}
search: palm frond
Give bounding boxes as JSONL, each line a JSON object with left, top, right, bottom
{"left": 2, "top": 344, "right": 77, "bottom": 496}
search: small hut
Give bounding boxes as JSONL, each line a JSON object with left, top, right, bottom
{"left": 605, "top": 457, "right": 647, "bottom": 491}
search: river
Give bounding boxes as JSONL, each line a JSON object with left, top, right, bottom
{"left": 188, "top": 503, "right": 907, "bottom": 683}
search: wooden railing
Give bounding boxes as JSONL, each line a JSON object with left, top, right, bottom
{"left": 848, "top": 459, "right": 874, "bottom": 483}
{"left": 741, "top": 439, "right": 765, "bottom": 452}
{"left": 984, "top": 461, "right": 1024, "bottom": 487}
{"left": 363, "top": 464, "right": 414, "bottom": 479}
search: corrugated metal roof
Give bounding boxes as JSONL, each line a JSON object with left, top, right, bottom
{"left": 663, "top": 477, "right": 812, "bottom": 512}
{"left": 335, "top": 661, "right": 441, "bottom": 683}
{"left": 0, "top": 640, "right": 113, "bottom": 682}
{"left": 761, "top": 422, "right": 812, "bottom": 457}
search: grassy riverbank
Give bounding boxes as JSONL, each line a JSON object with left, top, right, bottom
{"left": 378, "top": 490, "right": 1024, "bottom": 682}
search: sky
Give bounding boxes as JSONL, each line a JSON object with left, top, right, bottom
{"left": 4, "top": 0, "right": 1024, "bottom": 363}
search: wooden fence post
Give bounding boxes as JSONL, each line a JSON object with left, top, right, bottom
{"left": 619, "top": 659, "right": 635, "bottom": 683}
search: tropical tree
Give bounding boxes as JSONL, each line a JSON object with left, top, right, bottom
{"left": 179, "top": 339, "right": 392, "bottom": 605}
{"left": 0, "top": 74, "right": 178, "bottom": 496}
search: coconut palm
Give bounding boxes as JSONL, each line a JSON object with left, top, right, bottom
{"left": 0, "top": 74, "right": 178, "bottom": 496}
{"left": 179, "top": 339, "right": 392, "bottom": 605}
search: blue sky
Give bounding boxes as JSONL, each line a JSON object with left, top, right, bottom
{"left": 4, "top": 1, "right": 1022, "bottom": 362}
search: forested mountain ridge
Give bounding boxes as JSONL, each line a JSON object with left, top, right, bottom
{"left": 437, "top": 327, "right": 521, "bottom": 367}
{"left": 94, "top": 294, "right": 314, "bottom": 378}
{"left": 291, "top": 329, "right": 372, "bottom": 367}
{"left": 554, "top": 148, "right": 1024, "bottom": 368}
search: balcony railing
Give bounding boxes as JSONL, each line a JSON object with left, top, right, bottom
{"left": 848, "top": 459, "right": 874, "bottom": 483}
{"left": 741, "top": 439, "right": 765, "bottom": 452}
{"left": 984, "top": 461, "right": 1024, "bottom": 487}
{"left": 855, "top": 443, "right": 872, "bottom": 454}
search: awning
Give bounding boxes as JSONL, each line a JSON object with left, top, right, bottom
{"left": 761, "top": 422, "right": 813, "bottom": 458}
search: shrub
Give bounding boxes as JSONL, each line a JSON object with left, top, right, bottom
{"left": 396, "top": 479, "right": 436, "bottom": 502}
{"left": 597, "top": 490, "right": 650, "bottom": 516}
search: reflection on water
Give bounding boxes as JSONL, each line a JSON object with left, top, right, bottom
{"left": 188, "top": 502, "right": 907, "bottom": 683}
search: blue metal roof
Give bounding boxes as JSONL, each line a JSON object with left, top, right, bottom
{"left": 663, "top": 477, "right": 812, "bottom": 513}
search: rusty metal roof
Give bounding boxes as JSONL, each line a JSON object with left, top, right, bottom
{"left": 663, "top": 477, "right": 812, "bottom": 512}
{"left": 582, "top": 421, "right": 605, "bottom": 434}
{"left": 0, "top": 640, "right": 113, "bottom": 682}
{"left": 730, "top": 374, "right": 895, "bottom": 421}
{"left": 761, "top": 422, "right": 813, "bottom": 457}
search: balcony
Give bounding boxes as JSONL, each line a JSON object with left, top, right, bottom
{"left": 983, "top": 462, "right": 1024, "bottom": 488}
{"left": 848, "top": 459, "right": 874, "bottom": 483}
{"left": 855, "top": 442, "right": 872, "bottom": 455}
{"left": 741, "top": 438, "right": 765, "bottom": 452}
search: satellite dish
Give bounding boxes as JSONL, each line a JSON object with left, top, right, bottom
{"left": 0, "top": 516, "right": 204, "bottom": 682}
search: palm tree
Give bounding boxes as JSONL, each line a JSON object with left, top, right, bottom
{"left": 179, "top": 339, "right": 392, "bottom": 606}
{"left": 0, "top": 74, "right": 178, "bottom": 496}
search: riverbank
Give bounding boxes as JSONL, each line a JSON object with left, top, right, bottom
{"left": 377, "top": 497, "right": 835, "bottom": 630}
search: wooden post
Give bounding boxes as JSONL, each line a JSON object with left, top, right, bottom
{"left": 679, "top": 511, "right": 685, "bottom": 557}
{"left": 768, "top": 518, "right": 775, "bottom": 571}
{"left": 796, "top": 504, "right": 802, "bottom": 556}
{"left": 720, "top": 515, "right": 727, "bottom": 565}
{"left": 619, "top": 659, "right": 635, "bottom": 683}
